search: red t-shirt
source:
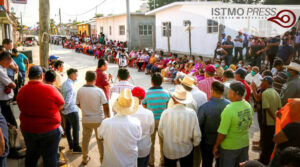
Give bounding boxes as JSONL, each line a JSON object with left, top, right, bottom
{"left": 95, "top": 69, "right": 110, "bottom": 100}
{"left": 240, "top": 80, "right": 251, "bottom": 102}
{"left": 17, "top": 81, "right": 65, "bottom": 133}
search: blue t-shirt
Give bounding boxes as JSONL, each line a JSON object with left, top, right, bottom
{"left": 277, "top": 45, "right": 294, "bottom": 64}
{"left": 13, "top": 53, "right": 28, "bottom": 72}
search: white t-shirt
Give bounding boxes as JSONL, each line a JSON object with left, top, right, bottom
{"left": 76, "top": 85, "right": 108, "bottom": 123}
{"left": 245, "top": 73, "right": 262, "bottom": 87}
{"left": 130, "top": 105, "right": 155, "bottom": 157}
{"left": 234, "top": 35, "right": 244, "bottom": 48}
{"left": 0, "top": 65, "right": 14, "bottom": 100}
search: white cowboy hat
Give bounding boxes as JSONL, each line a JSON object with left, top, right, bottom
{"left": 180, "top": 75, "right": 196, "bottom": 89}
{"left": 170, "top": 85, "right": 191, "bottom": 104}
{"left": 112, "top": 89, "right": 139, "bottom": 115}
{"left": 286, "top": 62, "right": 300, "bottom": 72}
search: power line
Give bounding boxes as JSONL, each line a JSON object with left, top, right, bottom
{"left": 61, "top": 0, "right": 108, "bottom": 17}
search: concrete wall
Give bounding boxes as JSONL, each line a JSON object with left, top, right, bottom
{"left": 96, "top": 15, "right": 127, "bottom": 42}
{"left": 154, "top": 5, "right": 219, "bottom": 58}
{"left": 130, "top": 15, "right": 155, "bottom": 49}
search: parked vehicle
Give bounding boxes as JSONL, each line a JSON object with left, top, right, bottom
{"left": 24, "top": 36, "right": 39, "bottom": 46}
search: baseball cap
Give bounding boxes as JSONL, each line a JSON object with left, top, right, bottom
{"left": 261, "top": 76, "right": 274, "bottom": 85}
{"left": 235, "top": 68, "right": 247, "bottom": 79}
{"left": 205, "top": 65, "right": 216, "bottom": 74}
{"left": 131, "top": 86, "right": 146, "bottom": 100}
{"left": 28, "top": 65, "right": 43, "bottom": 79}
{"left": 230, "top": 81, "right": 245, "bottom": 97}
{"left": 49, "top": 55, "right": 59, "bottom": 61}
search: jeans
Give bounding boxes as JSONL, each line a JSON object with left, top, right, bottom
{"left": 22, "top": 128, "right": 61, "bottom": 167}
{"left": 259, "top": 125, "right": 275, "bottom": 165}
{"left": 0, "top": 156, "right": 6, "bottom": 167}
{"left": 251, "top": 56, "right": 262, "bottom": 69}
{"left": 82, "top": 123, "right": 103, "bottom": 163}
{"left": 201, "top": 141, "right": 216, "bottom": 167}
{"left": 268, "top": 53, "right": 276, "bottom": 69}
{"left": 225, "top": 55, "right": 232, "bottom": 66}
{"left": 219, "top": 146, "right": 249, "bottom": 167}
{"left": 244, "top": 45, "right": 250, "bottom": 60}
{"left": 0, "top": 100, "right": 18, "bottom": 127}
{"left": 234, "top": 47, "right": 243, "bottom": 63}
{"left": 64, "top": 112, "right": 80, "bottom": 149}
{"left": 164, "top": 148, "right": 194, "bottom": 167}
{"left": 138, "top": 154, "right": 150, "bottom": 167}
{"left": 18, "top": 71, "right": 26, "bottom": 88}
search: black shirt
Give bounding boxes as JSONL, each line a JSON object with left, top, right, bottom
{"left": 222, "top": 41, "right": 234, "bottom": 56}
{"left": 278, "top": 122, "right": 300, "bottom": 150}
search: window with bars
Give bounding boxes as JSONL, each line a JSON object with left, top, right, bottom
{"left": 119, "top": 25, "right": 125, "bottom": 35}
{"left": 139, "top": 25, "right": 152, "bottom": 36}
{"left": 162, "top": 22, "right": 171, "bottom": 37}
{"left": 207, "top": 19, "right": 218, "bottom": 33}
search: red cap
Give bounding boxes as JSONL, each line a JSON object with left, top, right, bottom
{"left": 131, "top": 87, "right": 146, "bottom": 100}
{"left": 205, "top": 65, "right": 216, "bottom": 74}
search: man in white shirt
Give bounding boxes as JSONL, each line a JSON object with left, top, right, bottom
{"left": 245, "top": 66, "right": 262, "bottom": 87}
{"left": 76, "top": 71, "right": 110, "bottom": 165}
{"left": 117, "top": 49, "right": 129, "bottom": 68}
{"left": 131, "top": 87, "right": 155, "bottom": 167}
{"left": 98, "top": 89, "right": 141, "bottom": 167}
{"left": 54, "top": 60, "right": 64, "bottom": 89}
{"left": 234, "top": 31, "right": 244, "bottom": 62}
{"left": 158, "top": 85, "right": 201, "bottom": 166}
{"left": 110, "top": 68, "right": 134, "bottom": 98}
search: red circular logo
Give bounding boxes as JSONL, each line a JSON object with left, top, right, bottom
{"left": 267, "top": 9, "right": 296, "bottom": 28}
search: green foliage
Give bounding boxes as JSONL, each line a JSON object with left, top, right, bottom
{"left": 264, "top": 0, "right": 300, "bottom": 4}
{"left": 95, "top": 13, "right": 104, "bottom": 18}
{"left": 147, "top": 0, "right": 184, "bottom": 10}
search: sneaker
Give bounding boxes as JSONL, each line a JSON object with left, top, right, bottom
{"left": 72, "top": 146, "right": 82, "bottom": 153}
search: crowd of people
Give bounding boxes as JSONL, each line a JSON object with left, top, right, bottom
{"left": 0, "top": 27, "right": 298, "bottom": 167}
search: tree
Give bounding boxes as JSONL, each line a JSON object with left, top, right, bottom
{"left": 95, "top": 13, "right": 104, "bottom": 18}
{"left": 148, "top": 0, "right": 184, "bottom": 11}
{"left": 264, "top": 0, "right": 300, "bottom": 4}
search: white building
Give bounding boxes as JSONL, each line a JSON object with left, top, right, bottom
{"left": 95, "top": 13, "right": 155, "bottom": 49}
{"left": 146, "top": 2, "right": 300, "bottom": 58}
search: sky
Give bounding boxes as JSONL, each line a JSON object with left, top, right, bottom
{"left": 11, "top": 0, "right": 144, "bottom": 27}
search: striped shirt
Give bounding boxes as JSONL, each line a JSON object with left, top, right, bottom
{"left": 109, "top": 81, "right": 134, "bottom": 98}
{"left": 273, "top": 69, "right": 288, "bottom": 94}
{"left": 197, "top": 77, "right": 217, "bottom": 101}
{"left": 142, "top": 87, "right": 170, "bottom": 120}
{"left": 158, "top": 104, "right": 201, "bottom": 159}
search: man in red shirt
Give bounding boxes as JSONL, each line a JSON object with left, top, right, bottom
{"left": 96, "top": 58, "right": 111, "bottom": 100}
{"left": 235, "top": 68, "right": 251, "bottom": 102}
{"left": 17, "top": 65, "right": 65, "bottom": 167}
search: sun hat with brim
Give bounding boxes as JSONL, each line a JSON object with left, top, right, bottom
{"left": 180, "top": 75, "right": 196, "bottom": 89}
{"left": 112, "top": 89, "right": 139, "bottom": 115}
{"left": 170, "top": 85, "right": 191, "bottom": 104}
{"left": 285, "top": 62, "right": 300, "bottom": 72}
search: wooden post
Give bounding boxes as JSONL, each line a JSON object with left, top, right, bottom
{"left": 39, "top": 0, "right": 50, "bottom": 68}
{"left": 167, "top": 22, "right": 170, "bottom": 54}
{"left": 188, "top": 22, "right": 192, "bottom": 57}
{"left": 126, "top": 0, "right": 131, "bottom": 50}
{"left": 152, "top": 25, "right": 155, "bottom": 51}
{"left": 138, "top": 25, "right": 141, "bottom": 49}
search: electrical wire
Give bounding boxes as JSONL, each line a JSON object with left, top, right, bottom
{"left": 61, "top": 0, "right": 108, "bottom": 17}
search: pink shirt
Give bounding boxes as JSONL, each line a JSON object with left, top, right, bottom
{"left": 197, "top": 77, "right": 217, "bottom": 101}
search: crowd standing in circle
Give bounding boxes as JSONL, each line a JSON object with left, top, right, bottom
{"left": 0, "top": 27, "right": 298, "bottom": 167}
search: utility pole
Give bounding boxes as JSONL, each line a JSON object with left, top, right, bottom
{"left": 59, "top": 8, "right": 62, "bottom": 25}
{"left": 39, "top": 0, "right": 50, "bottom": 68}
{"left": 152, "top": 25, "right": 155, "bottom": 51}
{"left": 188, "top": 21, "right": 192, "bottom": 57}
{"left": 126, "top": 0, "right": 131, "bottom": 51}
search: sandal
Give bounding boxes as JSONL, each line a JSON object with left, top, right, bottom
{"left": 82, "top": 156, "right": 91, "bottom": 165}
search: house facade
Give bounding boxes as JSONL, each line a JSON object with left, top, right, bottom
{"left": 147, "top": 2, "right": 300, "bottom": 58}
{"left": 96, "top": 13, "right": 155, "bottom": 49}
{"left": 0, "top": 0, "right": 15, "bottom": 44}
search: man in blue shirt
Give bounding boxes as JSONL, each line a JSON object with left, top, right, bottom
{"left": 197, "top": 81, "right": 230, "bottom": 167}
{"left": 12, "top": 48, "right": 28, "bottom": 88}
{"left": 61, "top": 68, "right": 82, "bottom": 153}
{"left": 277, "top": 37, "right": 294, "bottom": 65}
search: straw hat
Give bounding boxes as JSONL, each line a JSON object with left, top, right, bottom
{"left": 180, "top": 76, "right": 196, "bottom": 89}
{"left": 286, "top": 62, "right": 300, "bottom": 72}
{"left": 170, "top": 85, "right": 191, "bottom": 104}
{"left": 112, "top": 89, "right": 139, "bottom": 115}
